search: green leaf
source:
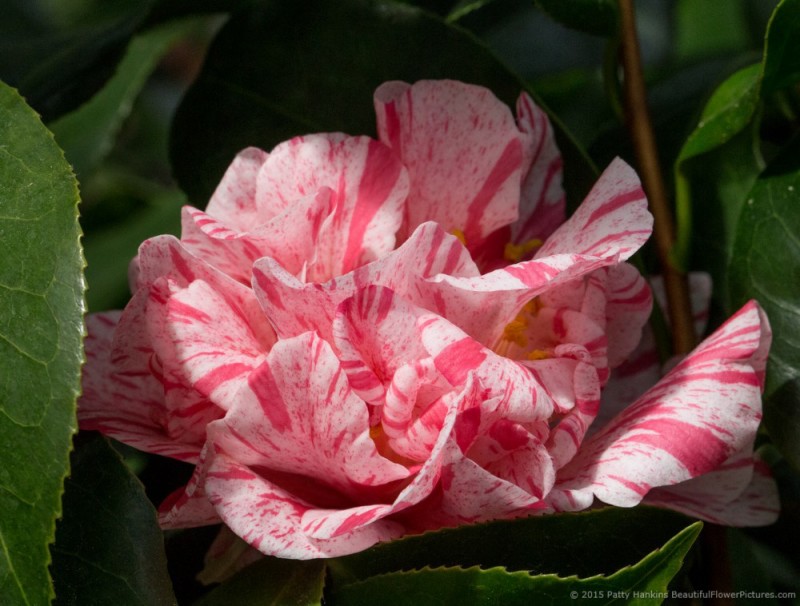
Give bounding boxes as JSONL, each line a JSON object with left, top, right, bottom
{"left": 0, "top": 81, "right": 84, "bottom": 605}
{"left": 674, "top": 0, "right": 800, "bottom": 275}
{"left": 50, "top": 20, "right": 193, "bottom": 180}
{"left": 0, "top": 0, "right": 156, "bottom": 121}
{"left": 50, "top": 434, "right": 177, "bottom": 605}
{"left": 728, "top": 136, "right": 800, "bottom": 468}
{"left": 761, "top": 0, "right": 800, "bottom": 94}
{"left": 327, "top": 521, "right": 701, "bottom": 605}
{"left": 329, "top": 507, "right": 695, "bottom": 583}
{"left": 170, "top": 0, "right": 595, "bottom": 210}
{"left": 195, "top": 557, "right": 325, "bottom": 606}
{"left": 674, "top": 0, "right": 751, "bottom": 63}
{"left": 532, "top": 0, "right": 619, "bottom": 37}
{"left": 672, "top": 64, "right": 763, "bottom": 277}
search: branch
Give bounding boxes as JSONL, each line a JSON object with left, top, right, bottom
{"left": 617, "top": 2, "right": 730, "bottom": 604}
{"left": 617, "top": 0, "right": 695, "bottom": 356}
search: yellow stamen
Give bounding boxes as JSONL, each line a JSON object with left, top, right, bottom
{"left": 504, "top": 238, "right": 543, "bottom": 262}
{"left": 501, "top": 318, "right": 529, "bottom": 348}
{"left": 527, "top": 349, "right": 551, "bottom": 361}
{"left": 370, "top": 424, "right": 416, "bottom": 466}
{"left": 522, "top": 298, "right": 543, "bottom": 315}
{"left": 494, "top": 299, "right": 544, "bottom": 358}
{"left": 451, "top": 228, "right": 467, "bottom": 246}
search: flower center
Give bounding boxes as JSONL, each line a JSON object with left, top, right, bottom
{"left": 370, "top": 423, "right": 418, "bottom": 468}
{"left": 450, "top": 228, "right": 468, "bottom": 245}
{"left": 503, "top": 238, "right": 542, "bottom": 263}
{"left": 494, "top": 299, "right": 551, "bottom": 360}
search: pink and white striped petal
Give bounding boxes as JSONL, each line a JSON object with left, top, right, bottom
{"left": 644, "top": 453, "right": 779, "bottom": 526}
{"left": 603, "top": 263, "right": 653, "bottom": 368}
{"left": 418, "top": 313, "right": 566, "bottom": 423}
{"left": 210, "top": 332, "right": 409, "bottom": 493}
{"left": 374, "top": 80, "right": 523, "bottom": 245}
{"left": 161, "top": 279, "right": 269, "bottom": 411}
{"left": 419, "top": 159, "right": 652, "bottom": 346}
{"left": 136, "top": 235, "right": 275, "bottom": 347}
{"left": 598, "top": 272, "right": 712, "bottom": 428}
{"left": 254, "top": 134, "right": 408, "bottom": 277}
{"left": 299, "top": 376, "right": 477, "bottom": 541}
{"left": 548, "top": 301, "right": 772, "bottom": 513}
{"left": 204, "top": 451, "right": 404, "bottom": 559}
{"left": 78, "top": 301, "right": 205, "bottom": 462}
{"left": 251, "top": 222, "right": 479, "bottom": 341}
{"left": 535, "top": 158, "right": 651, "bottom": 260}
{"left": 437, "top": 438, "right": 550, "bottom": 524}
{"left": 159, "top": 445, "right": 220, "bottom": 529}
{"left": 180, "top": 187, "right": 335, "bottom": 283}
{"left": 205, "top": 147, "right": 268, "bottom": 230}
{"left": 513, "top": 92, "right": 565, "bottom": 245}
{"left": 333, "top": 284, "right": 431, "bottom": 404}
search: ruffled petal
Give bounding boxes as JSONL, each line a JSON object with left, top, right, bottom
{"left": 210, "top": 332, "right": 409, "bottom": 491}
{"left": 255, "top": 134, "right": 408, "bottom": 277}
{"left": 375, "top": 80, "right": 523, "bottom": 245}
{"left": 420, "top": 159, "right": 652, "bottom": 346}
{"left": 644, "top": 453, "right": 779, "bottom": 526}
{"left": 205, "top": 147, "right": 267, "bottom": 230}
{"left": 549, "top": 301, "right": 771, "bottom": 513}
{"left": 535, "top": 157, "right": 652, "bottom": 259}
{"left": 180, "top": 188, "right": 335, "bottom": 283}
{"left": 204, "top": 451, "right": 404, "bottom": 559}
{"left": 513, "top": 92, "right": 565, "bottom": 244}
{"left": 161, "top": 279, "right": 270, "bottom": 410}
{"left": 252, "top": 222, "right": 478, "bottom": 341}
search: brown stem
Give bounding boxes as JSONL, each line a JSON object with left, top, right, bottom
{"left": 617, "top": 0, "right": 695, "bottom": 356}
{"left": 617, "top": 2, "right": 730, "bottom": 605}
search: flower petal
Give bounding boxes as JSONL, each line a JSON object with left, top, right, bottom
{"left": 333, "top": 284, "right": 430, "bottom": 404}
{"left": 644, "top": 453, "right": 779, "bottom": 526}
{"left": 78, "top": 302, "right": 205, "bottom": 462}
{"left": 204, "top": 451, "right": 404, "bottom": 559}
{"left": 180, "top": 187, "right": 335, "bottom": 283}
{"left": 205, "top": 147, "right": 268, "bottom": 230}
{"left": 159, "top": 445, "right": 220, "bottom": 528}
{"left": 514, "top": 92, "right": 565, "bottom": 244}
{"left": 420, "top": 159, "right": 652, "bottom": 345}
{"left": 210, "top": 332, "right": 409, "bottom": 493}
{"left": 535, "top": 157, "right": 652, "bottom": 259}
{"left": 162, "top": 279, "right": 271, "bottom": 410}
{"left": 255, "top": 134, "right": 408, "bottom": 277}
{"left": 549, "top": 301, "right": 771, "bottom": 512}
{"left": 252, "top": 222, "right": 478, "bottom": 340}
{"left": 375, "top": 80, "right": 523, "bottom": 245}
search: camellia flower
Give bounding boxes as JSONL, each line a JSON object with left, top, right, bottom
{"left": 79, "top": 79, "right": 778, "bottom": 560}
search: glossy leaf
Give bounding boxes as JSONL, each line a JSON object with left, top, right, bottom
{"left": 761, "top": 0, "right": 800, "bottom": 94}
{"left": 50, "top": 434, "right": 177, "bottom": 605}
{"left": 329, "top": 507, "right": 695, "bottom": 583}
{"left": 170, "top": 0, "right": 595, "bottom": 210}
{"left": 327, "top": 521, "right": 701, "bottom": 605}
{"left": 0, "top": 81, "right": 84, "bottom": 605}
{"left": 196, "top": 557, "right": 325, "bottom": 606}
{"left": 0, "top": 1, "right": 155, "bottom": 121}
{"left": 673, "top": 64, "right": 762, "bottom": 277}
{"left": 50, "top": 20, "right": 192, "bottom": 180}
{"left": 532, "top": 0, "right": 619, "bottom": 37}
{"left": 674, "top": 0, "right": 750, "bottom": 63}
{"left": 728, "top": 137, "right": 800, "bottom": 468}
{"left": 674, "top": 0, "right": 800, "bottom": 276}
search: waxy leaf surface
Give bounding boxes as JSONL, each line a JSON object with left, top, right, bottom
{"left": 0, "top": 81, "right": 84, "bottom": 605}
